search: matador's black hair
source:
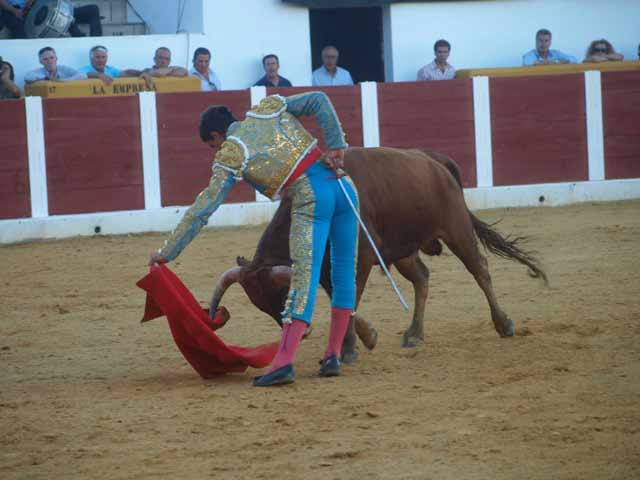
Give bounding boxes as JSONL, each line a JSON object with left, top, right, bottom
{"left": 199, "top": 106, "right": 238, "bottom": 142}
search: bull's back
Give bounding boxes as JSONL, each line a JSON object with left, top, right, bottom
{"left": 343, "top": 147, "right": 466, "bottom": 259}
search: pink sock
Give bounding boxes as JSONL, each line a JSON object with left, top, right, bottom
{"left": 267, "top": 318, "right": 307, "bottom": 373}
{"left": 324, "top": 307, "right": 352, "bottom": 360}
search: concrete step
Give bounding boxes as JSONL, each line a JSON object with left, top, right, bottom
{"left": 76, "top": 21, "right": 147, "bottom": 37}
{"left": 74, "top": 0, "right": 128, "bottom": 24}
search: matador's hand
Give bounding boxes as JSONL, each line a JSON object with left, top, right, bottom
{"left": 148, "top": 251, "right": 168, "bottom": 266}
{"left": 323, "top": 148, "right": 345, "bottom": 173}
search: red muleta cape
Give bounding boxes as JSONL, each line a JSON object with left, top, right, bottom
{"left": 136, "top": 265, "right": 277, "bottom": 378}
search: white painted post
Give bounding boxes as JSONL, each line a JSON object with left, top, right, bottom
{"left": 472, "top": 76, "right": 494, "bottom": 188}
{"left": 25, "top": 96, "right": 49, "bottom": 218}
{"left": 584, "top": 70, "right": 605, "bottom": 181}
{"left": 250, "top": 86, "right": 271, "bottom": 202}
{"left": 138, "top": 91, "right": 161, "bottom": 209}
{"left": 360, "top": 81, "right": 380, "bottom": 148}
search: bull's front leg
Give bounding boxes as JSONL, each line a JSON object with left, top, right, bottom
{"left": 341, "top": 259, "right": 375, "bottom": 363}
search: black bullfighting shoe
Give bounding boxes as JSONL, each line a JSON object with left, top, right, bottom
{"left": 319, "top": 354, "right": 341, "bottom": 377}
{"left": 253, "top": 364, "right": 295, "bottom": 387}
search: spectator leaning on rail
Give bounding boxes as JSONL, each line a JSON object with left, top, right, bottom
{"left": 140, "top": 47, "right": 188, "bottom": 85}
{"left": 0, "top": 57, "right": 21, "bottom": 98}
{"left": 417, "top": 39, "right": 456, "bottom": 81}
{"left": 523, "top": 29, "right": 577, "bottom": 66}
{"left": 189, "top": 47, "right": 221, "bottom": 91}
{"left": 80, "top": 45, "right": 148, "bottom": 86}
{"left": 24, "top": 47, "right": 87, "bottom": 83}
{"left": 583, "top": 39, "right": 624, "bottom": 63}
{"left": 254, "top": 54, "right": 292, "bottom": 87}
{"left": 312, "top": 46, "right": 353, "bottom": 86}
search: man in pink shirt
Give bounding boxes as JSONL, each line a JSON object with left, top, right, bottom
{"left": 417, "top": 39, "right": 456, "bottom": 81}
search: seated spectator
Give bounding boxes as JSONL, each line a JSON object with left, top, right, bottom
{"left": 189, "top": 47, "right": 221, "bottom": 91}
{"left": 254, "top": 54, "right": 292, "bottom": 87}
{"left": 24, "top": 47, "right": 87, "bottom": 83}
{"left": 312, "top": 46, "right": 353, "bottom": 86}
{"left": 523, "top": 29, "right": 577, "bottom": 66}
{"left": 583, "top": 39, "right": 624, "bottom": 63}
{"left": 140, "top": 47, "right": 188, "bottom": 84}
{"left": 0, "top": 0, "right": 33, "bottom": 38}
{"left": 68, "top": 2, "right": 103, "bottom": 37}
{"left": 417, "top": 39, "right": 456, "bottom": 81}
{"left": 0, "top": 58, "right": 21, "bottom": 98}
{"left": 0, "top": 0, "right": 101, "bottom": 38}
{"left": 80, "top": 45, "right": 145, "bottom": 85}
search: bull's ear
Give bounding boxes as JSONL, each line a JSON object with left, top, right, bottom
{"left": 236, "top": 256, "right": 250, "bottom": 267}
{"left": 269, "top": 266, "right": 292, "bottom": 289}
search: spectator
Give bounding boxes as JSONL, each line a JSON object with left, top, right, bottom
{"left": 0, "top": 0, "right": 101, "bottom": 38}
{"left": 80, "top": 45, "right": 146, "bottom": 85}
{"left": 583, "top": 39, "right": 624, "bottom": 63}
{"left": 0, "top": 58, "right": 21, "bottom": 98}
{"left": 523, "top": 29, "right": 577, "bottom": 66}
{"left": 24, "top": 47, "right": 87, "bottom": 83}
{"left": 67, "top": 2, "right": 103, "bottom": 37}
{"left": 189, "top": 47, "right": 221, "bottom": 91}
{"left": 140, "top": 47, "right": 188, "bottom": 84}
{"left": 254, "top": 54, "right": 292, "bottom": 87}
{"left": 312, "top": 46, "right": 353, "bottom": 86}
{"left": 0, "top": 0, "right": 33, "bottom": 38}
{"left": 417, "top": 39, "right": 456, "bottom": 81}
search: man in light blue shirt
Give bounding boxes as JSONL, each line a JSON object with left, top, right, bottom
{"left": 312, "top": 46, "right": 353, "bottom": 87}
{"left": 523, "top": 29, "right": 577, "bottom": 66}
{"left": 24, "top": 47, "right": 87, "bottom": 83}
{"left": 79, "top": 45, "right": 144, "bottom": 85}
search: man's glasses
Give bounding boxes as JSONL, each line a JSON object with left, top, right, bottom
{"left": 593, "top": 48, "right": 608, "bottom": 53}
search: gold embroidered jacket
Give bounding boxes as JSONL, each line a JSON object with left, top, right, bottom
{"left": 159, "top": 91, "right": 347, "bottom": 261}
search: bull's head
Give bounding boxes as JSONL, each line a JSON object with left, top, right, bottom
{"left": 209, "top": 257, "right": 292, "bottom": 326}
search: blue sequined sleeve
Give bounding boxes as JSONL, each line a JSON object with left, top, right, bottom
{"left": 284, "top": 91, "right": 347, "bottom": 150}
{"left": 158, "top": 166, "right": 236, "bottom": 261}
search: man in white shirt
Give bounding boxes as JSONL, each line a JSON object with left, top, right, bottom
{"left": 312, "top": 46, "right": 353, "bottom": 87}
{"left": 417, "top": 39, "right": 456, "bottom": 81}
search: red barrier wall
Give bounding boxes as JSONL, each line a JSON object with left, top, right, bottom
{"left": 156, "top": 91, "right": 254, "bottom": 207}
{"left": 43, "top": 96, "right": 144, "bottom": 215}
{"left": 0, "top": 99, "right": 30, "bottom": 219}
{"left": 267, "top": 86, "right": 364, "bottom": 149}
{"left": 602, "top": 71, "right": 640, "bottom": 180}
{"left": 377, "top": 80, "right": 477, "bottom": 188}
{"left": 490, "top": 74, "right": 588, "bottom": 186}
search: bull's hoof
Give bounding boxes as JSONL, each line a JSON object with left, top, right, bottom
{"left": 354, "top": 319, "right": 378, "bottom": 350}
{"left": 341, "top": 350, "right": 359, "bottom": 365}
{"left": 497, "top": 318, "right": 515, "bottom": 338}
{"left": 402, "top": 332, "right": 424, "bottom": 348}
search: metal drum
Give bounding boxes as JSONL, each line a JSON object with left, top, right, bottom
{"left": 25, "top": 0, "right": 74, "bottom": 38}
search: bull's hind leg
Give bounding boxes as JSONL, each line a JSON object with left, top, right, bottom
{"left": 394, "top": 253, "right": 430, "bottom": 347}
{"left": 444, "top": 222, "right": 515, "bottom": 337}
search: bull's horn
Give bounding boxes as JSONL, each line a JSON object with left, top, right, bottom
{"left": 269, "top": 265, "right": 293, "bottom": 289}
{"left": 209, "top": 266, "right": 242, "bottom": 319}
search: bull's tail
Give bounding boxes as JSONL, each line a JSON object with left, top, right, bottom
{"left": 470, "top": 213, "right": 548, "bottom": 284}
{"left": 435, "top": 152, "right": 548, "bottom": 284}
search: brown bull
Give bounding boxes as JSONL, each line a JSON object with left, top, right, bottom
{"left": 210, "top": 147, "right": 546, "bottom": 362}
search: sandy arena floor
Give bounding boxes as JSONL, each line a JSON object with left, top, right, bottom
{"left": 1, "top": 200, "right": 639, "bottom": 479}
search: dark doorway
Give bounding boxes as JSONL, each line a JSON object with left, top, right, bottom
{"left": 309, "top": 7, "right": 384, "bottom": 83}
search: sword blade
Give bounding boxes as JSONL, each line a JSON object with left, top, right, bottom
{"left": 337, "top": 177, "right": 409, "bottom": 311}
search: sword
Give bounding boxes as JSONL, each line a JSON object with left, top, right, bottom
{"left": 337, "top": 177, "right": 409, "bottom": 311}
